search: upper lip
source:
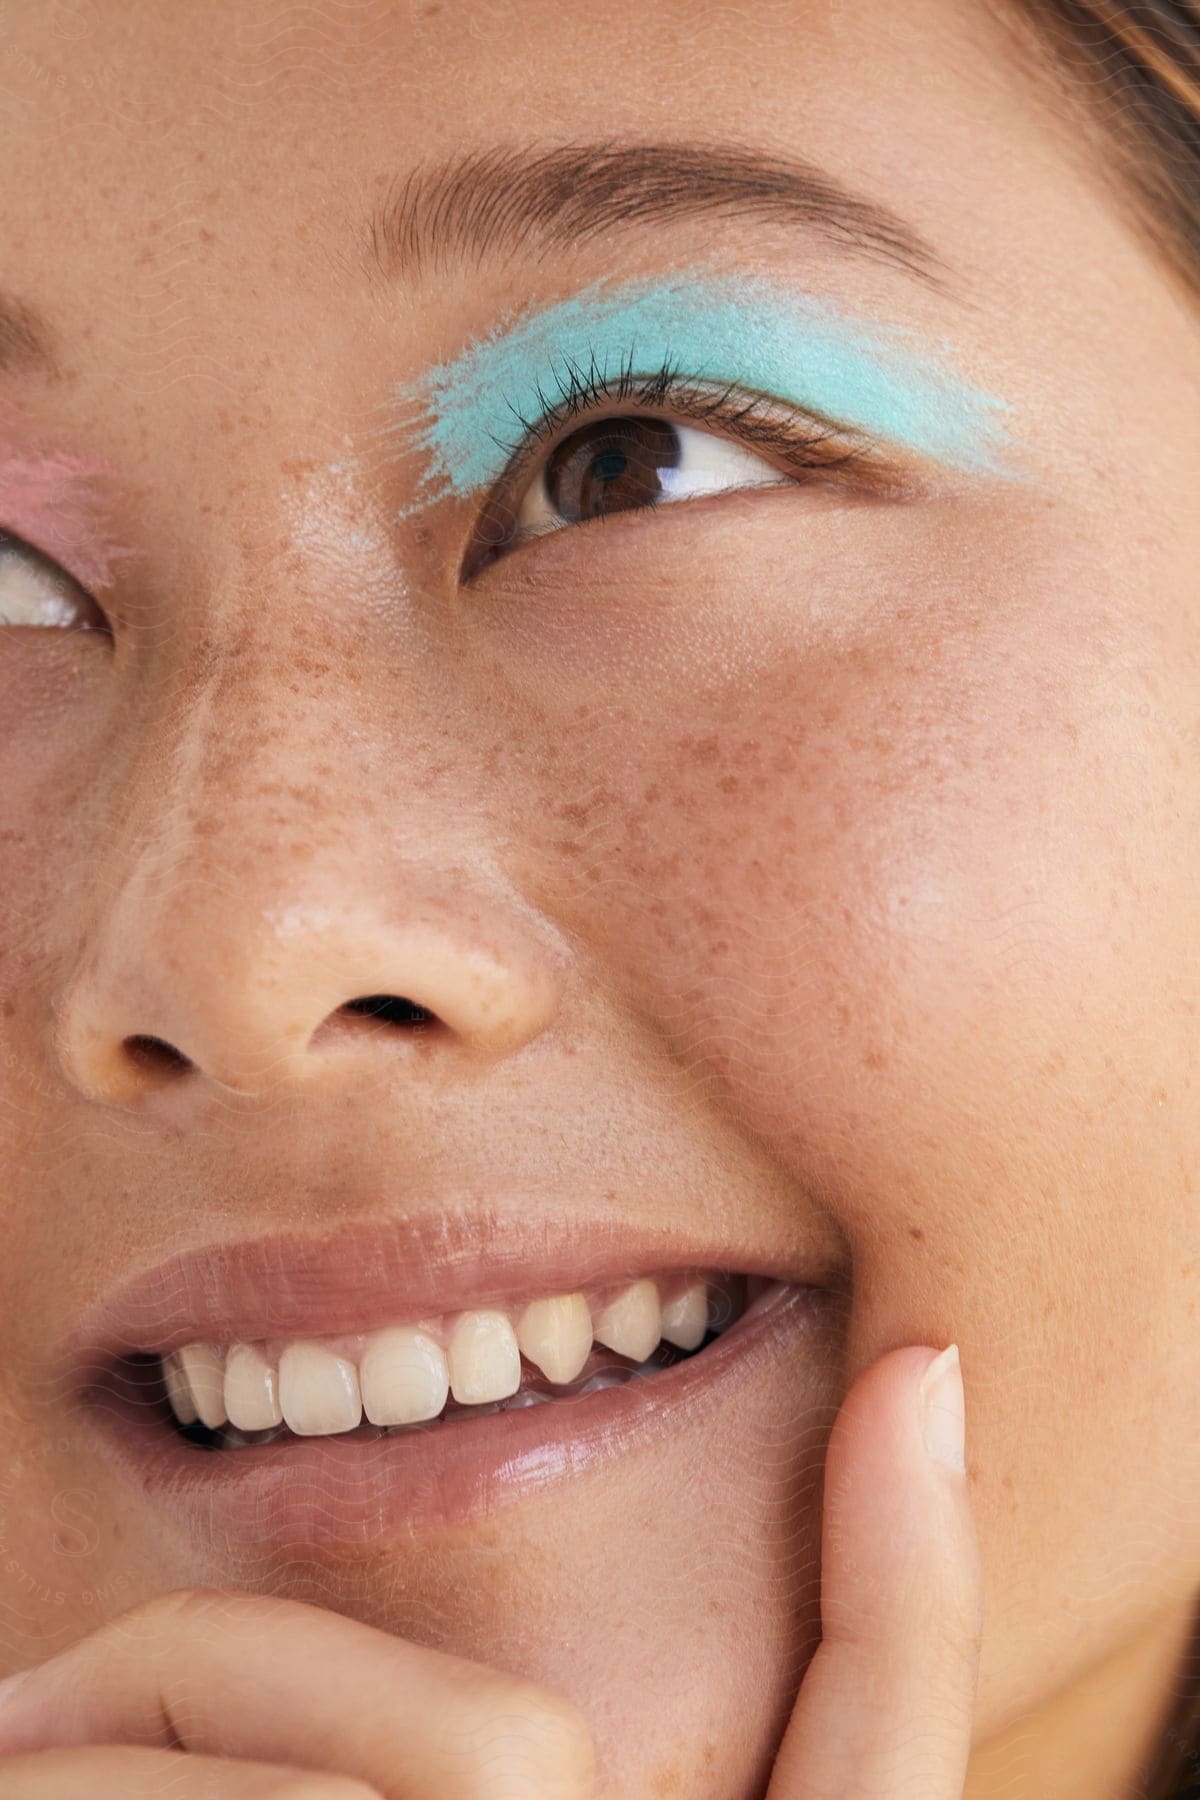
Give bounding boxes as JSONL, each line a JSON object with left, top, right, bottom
{"left": 64, "top": 1205, "right": 835, "bottom": 1388}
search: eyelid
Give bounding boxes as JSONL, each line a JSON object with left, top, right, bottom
{"left": 462, "top": 368, "right": 914, "bottom": 578}
{"left": 0, "top": 452, "right": 133, "bottom": 595}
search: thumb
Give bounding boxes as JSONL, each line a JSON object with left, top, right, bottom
{"left": 766, "top": 1343, "right": 984, "bottom": 1797}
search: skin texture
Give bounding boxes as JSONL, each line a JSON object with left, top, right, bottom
{"left": 0, "top": 0, "right": 1197, "bottom": 1795}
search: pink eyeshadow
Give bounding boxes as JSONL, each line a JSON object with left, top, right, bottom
{"left": 0, "top": 450, "right": 136, "bottom": 591}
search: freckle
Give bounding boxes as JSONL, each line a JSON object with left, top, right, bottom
{"left": 865, "top": 1048, "right": 887, "bottom": 1070}
{"left": 908, "top": 1225, "right": 924, "bottom": 1241}
{"left": 718, "top": 775, "right": 738, "bottom": 793}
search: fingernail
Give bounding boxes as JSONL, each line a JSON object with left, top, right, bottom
{"left": 919, "top": 1343, "right": 965, "bottom": 1473}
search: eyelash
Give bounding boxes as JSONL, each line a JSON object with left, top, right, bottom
{"left": 466, "top": 345, "right": 898, "bottom": 572}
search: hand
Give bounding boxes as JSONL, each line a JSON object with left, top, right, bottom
{"left": 766, "top": 1342, "right": 984, "bottom": 1797}
{"left": 0, "top": 1342, "right": 981, "bottom": 1799}
{"left": 0, "top": 1585, "right": 596, "bottom": 1797}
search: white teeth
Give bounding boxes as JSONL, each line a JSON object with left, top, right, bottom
{"left": 447, "top": 1310, "right": 521, "bottom": 1405}
{"left": 223, "top": 1343, "right": 283, "bottom": 1431}
{"left": 592, "top": 1278, "right": 662, "bottom": 1363}
{"left": 359, "top": 1327, "right": 449, "bottom": 1426}
{"left": 660, "top": 1281, "right": 709, "bottom": 1351}
{"left": 160, "top": 1271, "right": 737, "bottom": 1441}
{"left": 516, "top": 1292, "right": 593, "bottom": 1384}
{"left": 163, "top": 1349, "right": 199, "bottom": 1426}
{"left": 278, "top": 1342, "right": 362, "bottom": 1436}
{"left": 176, "top": 1342, "right": 227, "bottom": 1429}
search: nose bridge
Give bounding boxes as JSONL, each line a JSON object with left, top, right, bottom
{"left": 54, "top": 620, "right": 568, "bottom": 1107}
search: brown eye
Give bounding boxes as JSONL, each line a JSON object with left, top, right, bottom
{"left": 469, "top": 409, "right": 793, "bottom": 573}
{"left": 542, "top": 415, "right": 682, "bottom": 523}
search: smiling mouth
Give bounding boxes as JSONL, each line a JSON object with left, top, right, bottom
{"left": 102, "top": 1268, "right": 777, "bottom": 1451}
{"left": 66, "top": 1210, "right": 840, "bottom": 1539}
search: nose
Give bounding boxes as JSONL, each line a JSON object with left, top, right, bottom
{"left": 52, "top": 627, "right": 569, "bottom": 1107}
{"left": 55, "top": 840, "right": 567, "bottom": 1106}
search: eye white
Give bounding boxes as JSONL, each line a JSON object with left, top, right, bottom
{"left": 514, "top": 418, "right": 791, "bottom": 540}
{"left": 0, "top": 542, "right": 82, "bottom": 627}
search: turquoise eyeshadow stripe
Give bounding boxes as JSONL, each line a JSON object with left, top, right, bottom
{"left": 372, "top": 269, "right": 1027, "bottom": 512}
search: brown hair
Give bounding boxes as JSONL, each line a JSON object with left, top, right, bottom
{"left": 993, "top": 0, "right": 1200, "bottom": 308}
{"left": 982, "top": 12, "right": 1200, "bottom": 1792}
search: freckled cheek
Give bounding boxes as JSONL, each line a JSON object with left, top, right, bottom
{"left": 512, "top": 515, "right": 1160, "bottom": 1156}
{"left": 547, "top": 667, "right": 1072, "bottom": 1162}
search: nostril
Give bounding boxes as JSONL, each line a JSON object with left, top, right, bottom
{"left": 124, "top": 1034, "right": 193, "bottom": 1073}
{"left": 341, "top": 995, "right": 435, "bottom": 1029}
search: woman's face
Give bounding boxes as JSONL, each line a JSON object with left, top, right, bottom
{"left": 2, "top": 0, "right": 1198, "bottom": 1793}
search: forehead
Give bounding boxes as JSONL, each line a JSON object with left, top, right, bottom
{"left": 0, "top": 0, "right": 1098, "bottom": 308}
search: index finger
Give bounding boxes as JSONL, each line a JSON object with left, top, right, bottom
{"left": 0, "top": 1586, "right": 595, "bottom": 1800}
{"left": 766, "top": 1344, "right": 984, "bottom": 1796}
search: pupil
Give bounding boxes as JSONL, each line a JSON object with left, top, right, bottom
{"left": 544, "top": 416, "right": 682, "bottom": 524}
{"left": 591, "top": 449, "right": 628, "bottom": 484}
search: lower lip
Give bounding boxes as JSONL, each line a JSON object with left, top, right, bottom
{"left": 86, "top": 1281, "right": 833, "bottom": 1547}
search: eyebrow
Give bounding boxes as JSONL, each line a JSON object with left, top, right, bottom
{"left": 0, "top": 143, "right": 955, "bottom": 388}
{"left": 365, "top": 139, "right": 958, "bottom": 298}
